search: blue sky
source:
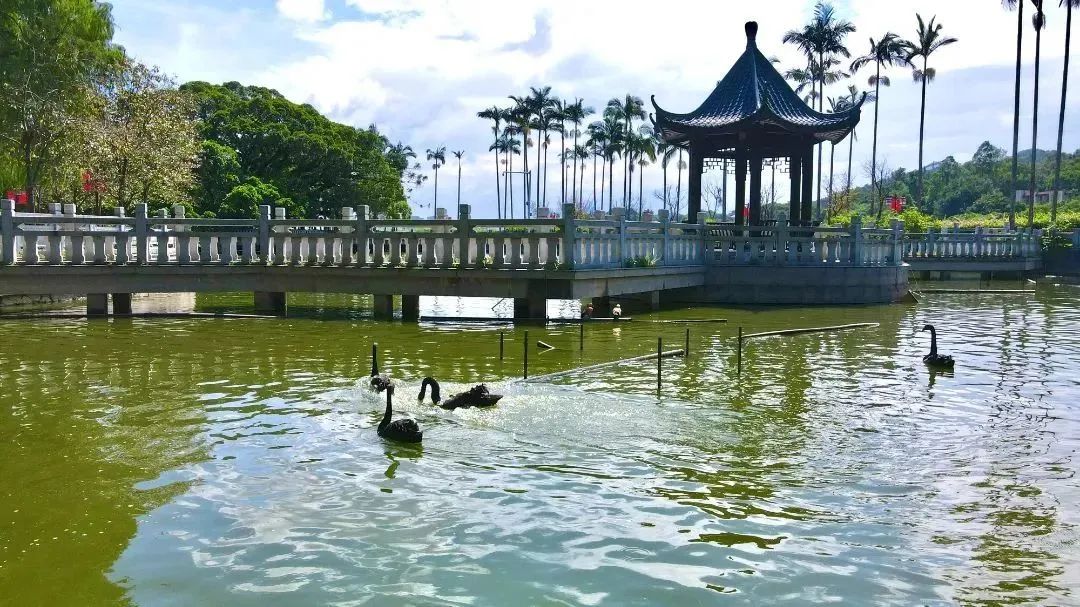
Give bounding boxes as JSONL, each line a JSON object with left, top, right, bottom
{"left": 109, "top": 0, "right": 1079, "bottom": 217}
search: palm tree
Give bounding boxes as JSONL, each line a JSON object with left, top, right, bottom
{"left": 676, "top": 150, "right": 686, "bottom": 218}
{"left": 903, "top": 14, "right": 958, "bottom": 207}
{"left": 783, "top": 2, "right": 856, "bottom": 217}
{"left": 851, "top": 33, "right": 909, "bottom": 220}
{"left": 526, "top": 86, "right": 554, "bottom": 215}
{"left": 425, "top": 146, "right": 447, "bottom": 209}
{"left": 605, "top": 95, "right": 645, "bottom": 208}
{"left": 563, "top": 98, "right": 594, "bottom": 206}
{"left": 1053, "top": 0, "right": 1078, "bottom": 222}
{"left": 586, "top": 121, "right": 606, "bottom": 211}
{"left": 551, "top": 99, "right": 568, "bottom": 207}
{"left": 452, "top": 150, "right": 464, "bottom": 207}
{"left": 1027, "top": 0, "right": 1047, "bottom": 227}
{"left": 508, "top": 97, "right": 533, "bottom": 217}
{"left": 498, "top": 134, "right": 521, "bottom": 219}
{"left": 477, "top": 106, "right": 504, "bottom": 218}
{"left": 658, "top": 140, "right": 678, "bottom": 213}
{"left": 1005, "top": 0, "right": 1026, "bottom": 229}
{"left": 590, "top": 116, "right": 624, "bottom": 212}
{"left": 575, "top": 144, "right": 589, "bottom": 211}
{"left": 628, "top": 127, "right": 657, "bottom": 216}
{"left": 826, "top": 96, "right": 843, "bottom": 217}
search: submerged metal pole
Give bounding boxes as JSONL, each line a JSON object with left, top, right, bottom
{"left": 500, "top": 331, "right": 505, "bottom": 359}
{"left": 737, "top": 326, "right": 743, "bottom": 377}
{"left": 579, "top": 322, "right": 584, "bottom": 351}
{"left": 371, "top": 342, "right": 378, "bottom": 376}
{"left": 657, "top": 337, "right": 662, "bottom": 395}
{"left": 685, "top": 328, "right": 690, "bottom": 356}
{"left": 524, "top": 330, "right": 529, "bottom": 379}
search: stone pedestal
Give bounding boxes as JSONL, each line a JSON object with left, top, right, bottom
{"left": 112, "top": 293, "right": 133, "bottom": 315}
{"left": 513, "top": 297, "right": 546, "bottom": 321}
{"left": 87, "top": 293, "right": 108, "bottom": 316}
{"left": 373, "top": 294, "right": 394, "bottom": 320}
{"left": 401, "top": 295, "right": 420, "bottom": 321}
{"left": 254, "top": 291, "right": 288, "bottom": 315}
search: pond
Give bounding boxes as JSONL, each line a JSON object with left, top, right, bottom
{"left": 1, "top": 287, "right": 1079, "bottom": 606}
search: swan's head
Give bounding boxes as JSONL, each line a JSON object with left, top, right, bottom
{"left": 386, "top": 384, "right": 395, "bottom": 396}
{"left": 922, "top": 324, "right": 934, "bottom": 332}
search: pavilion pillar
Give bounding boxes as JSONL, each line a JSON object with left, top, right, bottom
{"left": 734, "top": 146, "right": 747, "bottom": 226}
{"left": 800, "top": 146, "right": 813, "bottom": 226}
{"left": 788, "top": 153, "right": 801, "bottom": 225}
{"left": 688, "top": 146, "right": 703, "bottom": 219}
{"left": 749, "top": 152, "right": 762, "bottom": 226}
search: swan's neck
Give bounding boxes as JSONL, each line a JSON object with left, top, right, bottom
{"left": 371, "top": 351, "right": 378, "bottom": 377}
{"left": 928, "top": 328, "right": 938, "bottom": 356}
{"left": 380, "top": 394, "right": 392, "bottom": 429}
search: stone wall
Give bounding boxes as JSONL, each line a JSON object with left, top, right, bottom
{"left": 0, "top": 293, "right": 80, "bottom": 309}
{"left": 668, "top": 265, "right": 909, "bottom": 305}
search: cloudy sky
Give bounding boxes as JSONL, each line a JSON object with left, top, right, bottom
{"left": 109, "top": 0, "right": 1078, "bottom": 218}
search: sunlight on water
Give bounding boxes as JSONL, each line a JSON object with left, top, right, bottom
{"left": 2, "top": 288, "right": 1079, "bottom": 605}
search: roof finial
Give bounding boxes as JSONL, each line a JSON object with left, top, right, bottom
{"left": 745, "top": 21, "right": 758, "bottom": 47}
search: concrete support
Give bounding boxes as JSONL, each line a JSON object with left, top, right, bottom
{"left": 789, "top": 153, "right": 801, "bottom": 224}
{"left": 591, "top": 296, "right": 612, "bottom": 317}
{"left": 401, "top": 294, "right": 420, "bottom": 321}
{"left": 513, "top": 296, "right": 546, "bottom": 321}
{"left": 801, "top": 146, "right": 813, "bottom": 225}
{"left": 688, "top": 146, "right": 703, "bottom": 219}
{"left": 112, "top": 293, "right": 133, "bottom": 315}
{"left": 254, "top": 291, "right": 288, "bottom": 316}
{"left": 749, "top": 153, "right": 762, "bottom": 226}
{"left": 622, "top": 290, "right": 661, "bottom": 313}
{"left": 87, "top": 293, "right": 108, "bottom": 316}
{"left": 373, "top": 294, "right": 394, "bottom": 320}
{"left": 735, "top": 146, "right": 747, "bottom": 226}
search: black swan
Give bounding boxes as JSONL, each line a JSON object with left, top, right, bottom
{"left": 417, "top": 377, "right": 503, "bottom": 410}
{"left": 370, "top": 344, "right": 391, "bottom": 393}
{"left": 922, "top": 324, "right": 955, "bottom": 368}
{"left": 378, "top": 385, "right": 422, "bottom": 443}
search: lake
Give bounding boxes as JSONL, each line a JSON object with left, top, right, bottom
{"left": 2, "top": 286, "right": 1079, "bottom": 605}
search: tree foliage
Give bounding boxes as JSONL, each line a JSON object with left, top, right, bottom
{"left": 181, "top": 81, "right": 406, "bottom": 219}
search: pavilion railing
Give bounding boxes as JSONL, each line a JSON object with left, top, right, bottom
{"left": 705, "top": 216, "right": 904, "bottom": 267}
{"left": 902, "top": 226, "right": 1042, "bottom": 260}
{"left": 0, "top": 202, "right": 708, "bottom": 271}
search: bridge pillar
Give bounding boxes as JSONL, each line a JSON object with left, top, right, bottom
{"left": 254, "top": 291, "right": 288, "bottom": 316}
{"left": 513, "top": 296, "right": 546, "bottom": 321}
{"left": 87, "top": 294, "right": 108, "bottom": 316}
{"left": 401, "top": 295, "right": 420, "bottom": 321}
{"left": 112, "top": 293, "right": 133, "bottom": 315}
{"left": 373, "top": 294, "right": 394, "bottom": 320}
{"left": 591, "top": 296, "right": 612, "bottom": 317}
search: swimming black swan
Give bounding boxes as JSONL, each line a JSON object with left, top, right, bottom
{"left": 417, "top": 377, "right": 503, "bottom": 410}
{"left": 378, "top": 385, "right": 422, "bottom": 443}
{"left": 370, "top": 344, "right": 391, "bottom": 393}
{"left": 922, "top": 324, "right": 955, "bottom": 368}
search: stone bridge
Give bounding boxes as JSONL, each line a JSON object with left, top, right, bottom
{"left": 1, "top": 200, "right": 1038, "bottom": 317}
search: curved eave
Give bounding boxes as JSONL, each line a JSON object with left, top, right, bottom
{"left": 655, "top": 105, "right": 862, "bottom": 144}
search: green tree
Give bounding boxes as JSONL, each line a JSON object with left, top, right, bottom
{"left": 1052, "top": 0, "right": 1078, "bottom": 221}
{"left": 851, "top": 32, "right": 910, "bottom": 220}
{"left": 194, "top": 141, "right": 240, "bottom": 214}
{"left": 425, "top": 146, "right": 446, "bottom": 209}
{"left": 385, "top": 199, "right": 412, "bottom": 219}
{"left": 1027, "top": 0, "right": 1048, "bottom": 226}
{"left": 903, "top": 14, "right": 958, "bottom": 207}
{"left": 1004, "top": 0, "right": 1027, "bottom": 229}
{"left": 0, "top": 0, "right": 121, "bottom": 209}
{"left": 220, "top": 176, "right": 295, "bottom": 218}
{"left": 605, "top": 95, "right": 645, "bottom": 208}
{"left": 452, "top": 149, "right": 464, "bottom": 206}
{"left": 562, "top": 98, "right": 593, "bottom": 206}
{"left": 477, "top": 106, "right": 504, "bottom": 217}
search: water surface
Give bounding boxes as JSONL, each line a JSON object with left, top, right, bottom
{"left": 2, "top": 288, "right": 1079, "bottom": 605}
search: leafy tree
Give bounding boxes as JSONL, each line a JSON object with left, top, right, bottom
{"left": 181, "top": 81, "right": 405, "bottom": 218}
{"left": 0, "top": 0, "right": 122, "bottom": 209}
{"left": 219, "top": 176, "right": 298, "bottom": 218}
{"left": 385, "top": 199, "right": 412, "bottom": 219}
{"left": 425, "top": 146, "right": 446, "bottom": 208}
{"left": 194, "top": 141, "right": 241, "bottom": 214}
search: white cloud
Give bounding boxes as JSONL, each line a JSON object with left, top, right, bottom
{"left": 276, "top": 0, "right": 328, "bottom": 23}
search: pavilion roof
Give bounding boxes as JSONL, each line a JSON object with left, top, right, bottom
{"left": 652, "top": 22, "right": 865, "bottom": 147}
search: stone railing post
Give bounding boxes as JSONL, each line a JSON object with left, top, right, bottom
{"left": 114, "top": 207, "right": 129, "bottom": 265}
{"left": 658, "top": 208, "right": 670, "bottom": 265}
{"left": 272, "top": 206, "right": 287, "bottom": 265}
{"left": 561, "top": 203, "right": 576, "bottom": 269}
{"left": 154, "top": 208, "right": 169, "bottom": 264}
{"left": 457, "top": 204, "right": 471, "bottom": 265}
{"left": 173, "top": 204, "right": 190, "bottom": 264}
{"left": 339, "top": 206, "right": 354, "bottom": 265}
{"left": 257, "top": 205, "right": 271, "bottom": 264}
{"left": 612, "top": 208, "right": 627, "bottom": 263}
{"left": 1, "top": 199, "right": 13, "bottom": 265}
{"left": 354, "top": 205, "right": 368, "bottom": 266}
{"left": 134, "top": 203, "right": 148, "bottom": 264}
{"left": 850, "top": 215, "right": 863, "bottom": 265}
{"left": 63, "top": 203, "right": 82, "bottom": 265}
{"left": 974, "top": 226, "right": 985, "bottom": 258}
{"left": 890, "top": 219, "right": 903, "bottom": 266}
{"left": 697, "top": 211, "right": 709, "bottom": 265}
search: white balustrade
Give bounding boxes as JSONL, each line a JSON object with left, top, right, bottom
{"left": 902, "top": 226, "right": 1043, "bottom": 260}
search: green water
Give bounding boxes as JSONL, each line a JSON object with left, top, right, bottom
{"left": 2, "top": 288, "right": 1079, "bottom": 606}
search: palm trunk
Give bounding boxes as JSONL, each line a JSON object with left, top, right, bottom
{"left": 872, "top": 61, "right": 882, "bottom": 221}
{"left": 592, "top": 153, "right": 598, "bottom": 211}
{"left": 676, "top": 150, "right": 683, "bottom": 217}
{"left": 1028, "top": 14, "right": 1043, "bottom": 227}
{"left": 662, "top": 164, "right": 668, "bottom": 213}
{"left": 493, "top": 132, "right": 501, "bottom": 219}
{"left": 535, "top": 130, "right": 542, "bottom": 217}
{"left": 608, "top": 158, "right": 615, "bottom": 212}
{"left": 1053, "top": 2, "right": 1072, "bottom": 223}
{"left": 508, "top": 151, "right": 514, "bottom": 219}
{"left": 1009, "top": 0, "right": 1025, "bottom": 230}
{"left": 456, "top": 161, "right": 461, "bottom": 207}
{"left": 917, "top": 55, "right": 928, "bottom": 206}
{"left": 816, "top": 52, "right": 824, "bottom": 220}
{"left": 828, "top": 143, "right": 836, "bottom": 221}
{"left": 560, "top": 130, "right": 566, "bottom": 206}
{"left": 543, "top": 139, "right": 549, "bottom": 211}
{"left": 579, "top": 161, "right": 585, "bottom": 212}
{"left": 638, "top": 165, "right": 644, "bottom": 215}
{"left": 572, "top": 126, "right": 580, "bottom": 206}
{"left": 522, "top": 133, "right": 529, "bottom": 218}
{"left": 847, "top": 133, "right": 854, "bottom": 193}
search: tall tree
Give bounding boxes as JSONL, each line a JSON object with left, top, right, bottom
{"left": 452, "top": 150, "right": 464, "bottom": 207}
{"left": 658, "top": 141, "right": 678, "bottom": 213}
{"left": 0, "top": 0, "right": 121, "bottom": 210}
{"left": 903, "top": 14, "right": 958, "bottom": 207}
{"left": 507, "top": 97, "right": 532, "bottom": 217}
{"left": 783, "top": 2, "right": 855, "bottom": 219}
{"left": 1004, "top": 0, "right": 1026, "bottom": 229}
{"left": 605, "top": 95, "right": 645, "bottom": 208}
{"left": 563, "top": 98, "right": 594, "bottom": 207}
{"left": 426, "top": 146, "right": 446, "bottom": 209}
{"left": 1052, "top": 0, "right": 1078, "bottom": 222}
{"left": 676, "top": 150, "right": 685, "bottom": 218}
{"left": 552, "top": 98, "right": 567, "bottom": 207}
{"left": 1027, "top": 0, "right": 1047, "bottom": 226}
{"left": 527, "top": 86, "right": 553, "bottom": 215}
{"left": 477, "top": 106, "right": 504, "bottom": 218}
{"left": 851, "top": 33, "right": 909, "bottom": 220}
